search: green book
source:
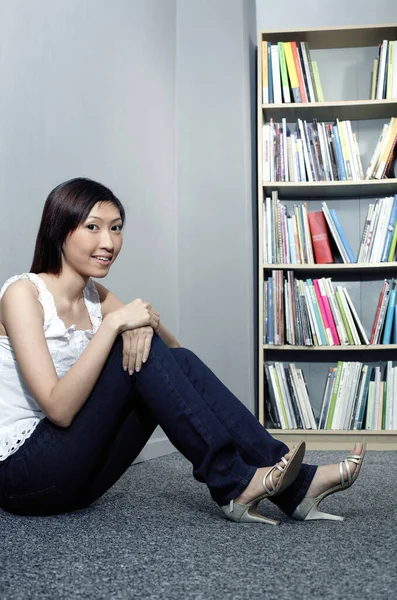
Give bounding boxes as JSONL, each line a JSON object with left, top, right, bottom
{"left": 277, "top": 42, "right": 291, "bottom": 103}
{"left": 382, "top": 381, "right": 387, "bottom": 429}
{"left": 325, "top": 361, "right": 343, "bottom": 430}
{"left": 312, "top": 61, "right": 324, "bottom": 102}
{"left": 335, "top": 289, "right": 354, "bottom": 344}
{"left": 387, "top": 218, "right": 397, "bottom": 261}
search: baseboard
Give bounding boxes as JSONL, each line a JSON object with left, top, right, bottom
{"left": 132, "top": 436, "right": 177, "bottom": 464}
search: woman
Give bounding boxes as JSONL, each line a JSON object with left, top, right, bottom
{"left": 0, "top": 178, "right": 364, "bottom": 523}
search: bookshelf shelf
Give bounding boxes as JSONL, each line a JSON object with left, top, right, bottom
{"left": 263, "top": 179, "right": 397, "bottom": 199}
{"left": 263, "top": 344, "right": 397, "bottom": 351}
{"left": 262, "top": 99, "right": 397, "bottom": 122}
{"left": 263, "top": 262, "right": 397, "bottom": 272}
{"left": 257, "top": 23, "right": 397, "bottom": 450}
{"left": 261, "top": 23, "right": 397, "bottom": 49}
{"left": 267, "top": 429, "right": 397, "bottom": 450}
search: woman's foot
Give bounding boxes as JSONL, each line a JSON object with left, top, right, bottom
{"left": 291, "top": 441, "right": 365, "bottom": 522}
{"left": 234, "top": 448, "right": 297, "bottom": 505}
{"left": 305, "top": 442, "right": 363, "bottom": 499}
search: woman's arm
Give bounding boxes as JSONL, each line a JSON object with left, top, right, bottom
{"left": 95, "top": 282, "right": 180, "bottom": 349}
{"left": 2, "top": 281, "right": 158, "bottom": 428}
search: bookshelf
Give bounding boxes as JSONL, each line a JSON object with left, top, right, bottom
{"left": 257, "top": 23, "right": 397, "bottom": 450}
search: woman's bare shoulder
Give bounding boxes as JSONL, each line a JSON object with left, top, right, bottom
{"left": 0, "top": 279, "right": 40, "bottom": 335}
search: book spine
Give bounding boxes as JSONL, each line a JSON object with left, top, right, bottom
{"left": 331, "top": 124, "right": 347, "bottom": 180}
{"left": 277, "top": 42, "right": 291, "bottom": 103}
{"left": 291, "top": 41, "right": 308, "bottom": 103}
{"left": 261, "top": 40, "right": 269, "bottom": 104}
{"left": 300, "top": 41, "right": 316, "bottom": 102}
{"left": 382, "top": 287, "right": 397, "bottom": 344}
{"left": 319, "top": 278, "right": 340, "bottom": 345}
{"left": 283, "top": 42, "right": 301, "bottom": 102}
{"left": 267, "top": 43, "right": 274, "bottom": 103}
{"left": 313, "top": 278, "right": 334, "bottom": 345}
{"left": 311, "top": 61, "right": 324, "bottom": 101}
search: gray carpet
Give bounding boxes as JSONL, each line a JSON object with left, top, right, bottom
{"left": 1, "top": 450, "right": 396, "bottom": 600}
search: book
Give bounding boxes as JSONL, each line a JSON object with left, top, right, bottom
{"left": 261, "top": 40, "right": 269, "bottom": 104}
{"left": 283, "top": 42, "right": 301, "bottom": 103}
{"left": 311, "top": 61, "right": 324, "bottom": 101}
{"left": 329, "top": 208, "right": 356, "bottom": 263}
{"left": 307, "top": 211, "right": 333, "bottom": 264}
{"left": 382, "top": 280, "right": 397, "bottom": 344}
{"left": 278, "top": 42, "right": 291, "bottom": 103}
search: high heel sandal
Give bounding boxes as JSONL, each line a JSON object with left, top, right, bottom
{"left": 220, "top": 441, "right": 306, "bottom": 525}
{"left": 291, "top": 441, "right": 366, "bottom": 522}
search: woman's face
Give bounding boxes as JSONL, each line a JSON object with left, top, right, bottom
{"left": 62, "top": 201, "right": 123, "bottom": 278}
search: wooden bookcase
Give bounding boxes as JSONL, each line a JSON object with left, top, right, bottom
{"left": 257, "top": 23, "right": 397, "bottom": 450}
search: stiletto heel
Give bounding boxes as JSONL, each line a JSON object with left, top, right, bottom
{"left": 221, "top": 441, "right": 305, "bottom": 524}
{"left": 292, "top": 441, "right": 366, "bottom": 522}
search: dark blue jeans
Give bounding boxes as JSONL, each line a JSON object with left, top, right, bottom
{"left": 0, "top": 335, "right": 316, "bottom": 516}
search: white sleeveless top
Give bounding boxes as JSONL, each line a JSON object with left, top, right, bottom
{"left": 0, "top": 273, "right": 102, "bottom": 461}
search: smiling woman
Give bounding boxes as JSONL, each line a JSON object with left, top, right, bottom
{"left": 0, "top": 177, "right": 365, "bottom": 523}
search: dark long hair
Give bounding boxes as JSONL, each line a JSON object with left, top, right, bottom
{"left": 30, "top": 178, "right": 125, "bottom": 274}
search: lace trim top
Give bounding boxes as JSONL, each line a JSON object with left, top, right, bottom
{"left": 0, "top": 273, "right": 102, "bottom": 461}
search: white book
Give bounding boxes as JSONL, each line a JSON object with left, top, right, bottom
{"left": 343, "top": 361, "right": 363, "bottom": 429}
{"left": 324, "top": 278, "right": 349, "bottom": 345}
{"left": 269, "top": 119, "right": 275, "bottom": 182}
{"left": 282, "top": 118, "right": 289, "bottom": 182}
{"left": 297, "top": 119, "right": 313, "bottom": 182}
{"left": 303, "top": 281, "right": 323, "bottom": 345}
{"left": 270, "top": 45, "right": 283, "bottom": 104}
{"left": 393, "top": 41, "right": 397, "bottom": 100}
{"left": 372, "top": 366, "right": 382, "bottom": 429}
{"left": 288, "top": 364, "right": 309, "bottom": 427}
{"left": 363, "top": 200, "right": 381, "bottom": 262}
{"left": 352, "top": 133, "right": 364, "bottom": 180}
{"left": 266, "top": 196, "right": 272, "bottom": 263}
{"left": 365, "top": 123, "right": 389, "bottom": 179}
{"left": 297, "top": 138, "right": 306, "bottom": 182}
{"left": 342, "top": 287, "right": 370, "bottom": 345}
{"left": 357, "top": 203, "right": 374, "bottom": 263}
{"left": 292, "top": 365, "right": 317, "bottom": 429}
{"left": 262, "top": 203, "right": 267, "bottom": 264}
{"left": 372, "top": 196, "right": 393, "bottom": 263}
{"left": 385, "top": 361, "right": 393, "bottom": 430}
{"left": 268, "top": 365, "right": 288, "bottom": 429}
{"left": 376, "top": 40, "right": 388, "bottom": 99}
{"left": 345, "top": 121, "right": 360, "bottom": 180}
{"left": 391, "top": 367, "right": 397, "bottom": 431}
{"left": 336, "top": 286, "right": 361, "bottom": 345}
{"left": 287, "top": 136, "right": 296, "bottom": 183}
{"left": 332, "top": 362, "right": 350, "bottom": 429}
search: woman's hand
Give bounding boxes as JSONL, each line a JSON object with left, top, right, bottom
{"left": 109, "top": 298, "right": 160, "bottom": 334}
{"left": 121, "top": 326, "right": 154, "bottom": 374}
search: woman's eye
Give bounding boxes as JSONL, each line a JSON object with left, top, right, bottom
{"left": 112, "top": 225, "right": 123, "bottom": 232}
{"left": 87, "top": 224, "right": 98, "bottom": 231}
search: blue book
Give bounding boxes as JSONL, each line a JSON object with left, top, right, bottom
{"left": 267, "top": 277, "right": 274, "bottom": 344}
{"left": 393, "top": 304, "right": 397, "bottom": 344}
{"left": 355, "top": 366, "right": 373, "bottom": 430}
{"left": 329, "top": 209, "right": 356, "bottom": 263}
{"left": 382, "top": 286, "right": 397, "bottom": 344}
{"left": 332, "top": 125, "right": 347, "bottom": 180}
{"left": 267, "top": 43, "right": 274, "bottom": 104}
{"left": 381, "top": 195, "right": 397, "bottom": 262}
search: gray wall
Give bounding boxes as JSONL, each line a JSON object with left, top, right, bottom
{"left": 0, "top": 0, "right": 258, "bottom": 458}
{"left": 256, "top": 0, "right": 397, "bottom": 418}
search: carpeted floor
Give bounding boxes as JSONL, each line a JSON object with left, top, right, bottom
{"left": 1, "top": 450, "right": 396, "bottom": 600}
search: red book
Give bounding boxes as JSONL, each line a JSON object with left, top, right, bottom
{"left": 307, "top": 211, "right": 333, "bottom": 263}
{"left": 370, "top": 280, "right": 388, "bottom": 343}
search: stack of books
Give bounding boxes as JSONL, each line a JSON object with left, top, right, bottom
{"left": 370, "top": 40, "right": 397, "bottom": 100}
{"left": 263, "top": 272, "right": 368, "bottom": 346}
{"left": 319, "top": 361, "right": 397, "bottom": 430}
{"left": 365, "top": 117, "right": 397, "bottom": 180}
{"left": 261, "top": 40, "right": 324, "bottom": 104}
{"left": 262, "top": 118, "right": 364, "bottom": 182}
{"left": 265, "top": 360, "right": 397, "bottom": 431}
{"left": 262, "top": 194, "right": 355, "bottom": 264}
{"left": 357, "top": 195, "right": 397, "bottom": 263}
{"left": 264, "top": 362, "right": 317, "bottom": 429}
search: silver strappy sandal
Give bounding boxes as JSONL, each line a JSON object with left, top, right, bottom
{"left": 221, "top": 441, "right": 306, "bottom": 525}
{"left": 292, "top": 441, "right": 366, "bottom": 522}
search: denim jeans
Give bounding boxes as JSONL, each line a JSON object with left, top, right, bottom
{"left": 0, "top": 334, "right": 316, "bottom": 516}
